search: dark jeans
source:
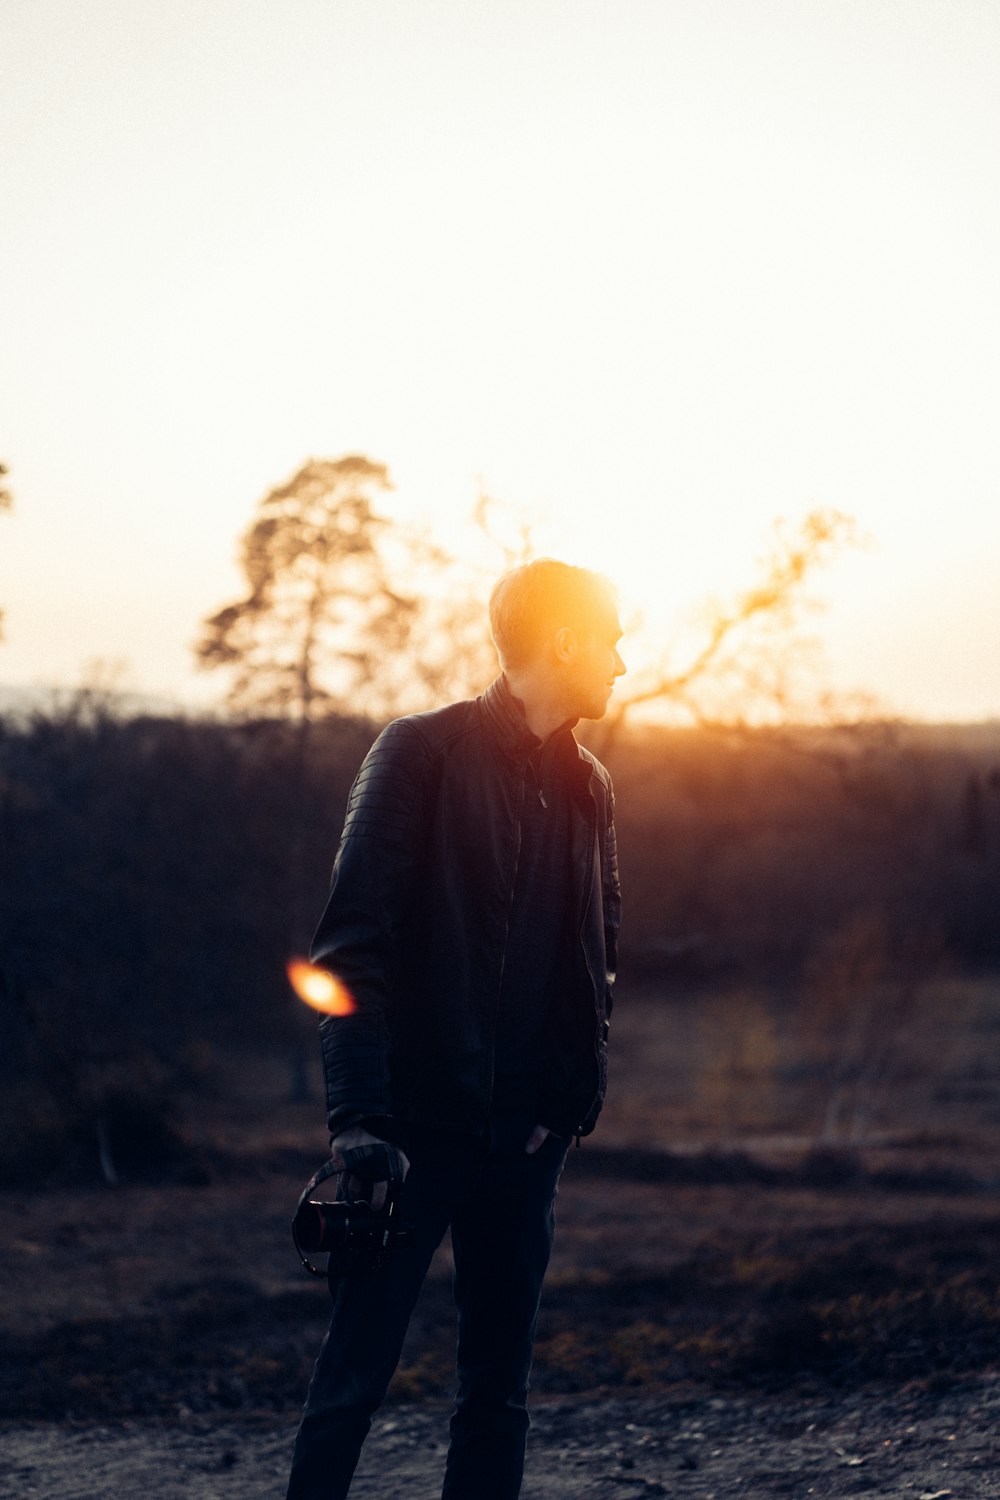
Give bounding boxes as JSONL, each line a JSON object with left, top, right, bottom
{"left": 285, "top": 1115, "right": 569, "bottom": 1500}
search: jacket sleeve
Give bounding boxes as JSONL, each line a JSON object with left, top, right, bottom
{"left": 602, "top": 777, "right": 622, "bottom": 1018}
{"left": 310, "top": 717, "right": 429, "bottom": 1137}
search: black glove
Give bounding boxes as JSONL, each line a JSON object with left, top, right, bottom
{"left": 339, "top": 1141, "right": 407, "bottom": 1185}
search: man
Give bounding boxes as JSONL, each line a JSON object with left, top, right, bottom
{"left": 286, "top": 558, "right": 625, "bottom": 1500}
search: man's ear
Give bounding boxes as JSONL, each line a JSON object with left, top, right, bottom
{"left": 552, "top": 626, "right": 576, "bottom": 663}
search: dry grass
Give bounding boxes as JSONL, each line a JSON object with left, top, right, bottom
{"left": 4, "top": 974, "right": 1000, "bottom": 1420}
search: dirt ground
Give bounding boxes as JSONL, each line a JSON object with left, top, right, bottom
{"left": 4, "top": 1377, "right": 1000, "bottom": 1499}
{"left": 5, "top": 979, "right": 1000, "bottom": 1497}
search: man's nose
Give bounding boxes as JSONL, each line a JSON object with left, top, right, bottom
{"left": 614, "top": 650, "right": 626, "bottom": 677}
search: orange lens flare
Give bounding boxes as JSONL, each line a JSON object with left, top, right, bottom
{"left": 286, "top": 958, "right": 357, "bottom": 1016}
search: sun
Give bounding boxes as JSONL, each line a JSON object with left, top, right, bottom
{"left": 529, "top": 493, "right": 776, "bottom": 680}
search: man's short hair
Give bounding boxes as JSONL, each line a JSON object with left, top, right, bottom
{"left": 489, "top": 559, "right": 618, "bottom": 671}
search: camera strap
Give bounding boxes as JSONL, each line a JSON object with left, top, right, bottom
{"left": 292, "top": 1146, "right": 407, "bottom": 1276}
{"left": 293, "top": 1160, "right": 342, "bottom": 1276}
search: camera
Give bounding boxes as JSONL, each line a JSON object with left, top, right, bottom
{"left": 293, "top": 1141, "right": 413, "bottom": 1283}
{"left": 293, "top": 1193, "right": 415, "bottom": 1279}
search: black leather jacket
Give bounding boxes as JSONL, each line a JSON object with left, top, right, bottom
{"left": 311, "top": 676, "right": 621, "bottom": 1140}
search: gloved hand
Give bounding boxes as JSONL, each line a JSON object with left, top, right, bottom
{"left": 329, "top": 1125, "right": 410, "bottom": 1212}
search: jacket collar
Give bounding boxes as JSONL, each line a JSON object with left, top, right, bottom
{"left": 481, "top": 676, "right": 590, "bottom": 784}
{"left": 481, "top": 675, "right": 542, "bottom": 760}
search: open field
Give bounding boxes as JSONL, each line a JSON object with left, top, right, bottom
{"left": 4, "top": 976, "right": 1000, "bottom": 1495}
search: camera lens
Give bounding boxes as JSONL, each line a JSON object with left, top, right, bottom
{"left": 294, "top": 1199, "right": 364, "bottom": 1253}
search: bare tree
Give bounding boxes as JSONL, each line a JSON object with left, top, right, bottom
{"left": 196, "top": 455, "right": 428, "bottom": 725}
{"left": 604, "top": 508, "right": 862, "bottom": 738}
{"left": 413, "top": 498, "right": 862, "bottom": 749}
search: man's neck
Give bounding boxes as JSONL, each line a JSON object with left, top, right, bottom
{"left": 502, "top": 672, "right": 576, "bottom": 743}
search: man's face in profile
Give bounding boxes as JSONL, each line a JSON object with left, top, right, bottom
{"left": 565, "top": 610, "right": 626, "bottom": 720}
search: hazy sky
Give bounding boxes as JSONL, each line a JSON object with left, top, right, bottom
{"left": 2, "top": 0, "right": 998, "bottom": 718}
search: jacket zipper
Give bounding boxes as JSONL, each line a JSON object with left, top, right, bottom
{"left": 485, "top": 765, "right": 527, "bottom": 1120}
{"left": 572, "top": 782, "right": 606, "bottom": 1139}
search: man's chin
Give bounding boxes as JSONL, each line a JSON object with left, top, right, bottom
{"left": 581, "top": 697, "right": 612, "bottom": 722}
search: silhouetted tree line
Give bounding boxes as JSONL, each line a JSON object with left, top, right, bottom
{"left": 2, "top": 702, "right": 998, "bottom": 1098}
{"left": 0, "top": 701, "right": 373, "bottom": 1181}
{"left": 606, "top": 719, "right": 1000, "bottom": 978}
